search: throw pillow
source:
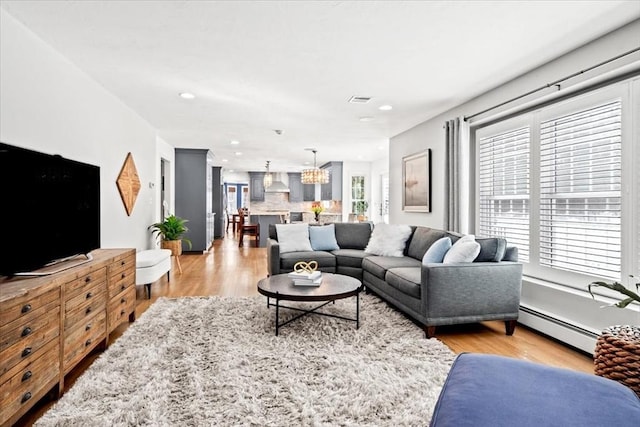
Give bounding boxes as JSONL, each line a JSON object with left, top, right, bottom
{"left": 443, "top": 234, "right": 481, "bottom": 263}
{"left": 422, "top": 236, "right": 452, "bottom": 264}
{"left": 275, "top": 223, "right": 313, "bottom": 254}
{"left": 309, "top": 224, "right": 340, "bottom": 251}
{"left": 364, "top": 223, "right": 413, "bottom": 257}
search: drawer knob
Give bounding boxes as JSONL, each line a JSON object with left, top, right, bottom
{"left": 21, "top": 370, "right": 32, "bottom": 382}
{"left": 121, "top": 261, "right": 126, "bottom": 266}
{"left": 85, "top": 339, "right": 92, "bottom": 347}
{"left": 86, "top": 307, "right": 92, "bottom": 315}
{"left": 86, "top": 292, "right": 93, "bottom": 299}
{"left": 21, "top": 326, "right": 32, "bottom": 337}
{"left": 85, "top": 276, "right": 91, "bottom": 283}
{"left": 85, "top": 323, "right": 92, "bottom": 331}
{"left": 21, "top": 304, "right": 32, "bottom": 313}
{"left": 21, "top": 347, "right": 32, "bottom": 357}
{"left": 121, "top": 273, "right": 126, "bottom": 279}
{"left": 120, "top": 310, "right": 126, "bottom": 315}
{"left": 121, "top": 285, "right": 126, "bottom": 291}
{"left": 21, "top": 392, "right": 32, "bottom": 404}
{"left": 121, "top": 298, "right": 126, "bottom": 303}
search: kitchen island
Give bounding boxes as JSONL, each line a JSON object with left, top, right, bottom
{"left": 249, "top": 211, "right": 289, "bottom": 247}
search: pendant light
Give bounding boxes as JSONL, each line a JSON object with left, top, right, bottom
{"left": 263, "top": 160, "right": 273, "bottom": 188}
{"left": 301, "top": 149, "right": 329, "bottom": 184}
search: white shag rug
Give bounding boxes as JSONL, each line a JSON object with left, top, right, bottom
{"left": 36, "top": 294, "right": 456, "bottom": 426}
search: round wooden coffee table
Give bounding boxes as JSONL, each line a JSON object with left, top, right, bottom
{"left": 257, "top": 273, "right": 362, "bottom": 336}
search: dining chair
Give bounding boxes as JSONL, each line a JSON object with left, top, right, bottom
{"left": 238, "top": 208, "right": 260, "bottom": 247}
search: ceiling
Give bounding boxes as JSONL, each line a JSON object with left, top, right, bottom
{"left": 2, "top": 1, "right": 639, "bottom": 173}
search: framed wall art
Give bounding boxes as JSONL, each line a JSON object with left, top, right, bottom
{"left": 402, "top": 149, "right": 431, "bottom": 212}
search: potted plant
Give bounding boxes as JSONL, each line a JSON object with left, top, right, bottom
{"left": 149, "top": 214, "right": 192, "bottom": 256}
{"left": 355, "top": 200, "right": 369, "bottom": 221}
{"left": 311, "top": 202, "right": 324, "bottom": 223}
{"left": 588, "top": 275, "right": 640, "bottom": 396}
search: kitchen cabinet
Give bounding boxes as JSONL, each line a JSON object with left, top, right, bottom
{"left": 303, "top": 184, "right": 316, "bottom": 201}
{"left": 175, "top": 148, "right": 215, "bottom": 251}
{"left": 211, "top": 166, "right": 223, "bottom": 238}
{"left": 288, "top": 173, "right": 302, "bottom": 202}
{"left": 320, "top": 161, "right": 343, "bottom": 201}
{"left": 249, "top": 172, "right": 265, "bottom": 202}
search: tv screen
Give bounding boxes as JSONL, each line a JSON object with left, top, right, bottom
{"left": 0, "top": 142, "right": 100, "bottom": 276}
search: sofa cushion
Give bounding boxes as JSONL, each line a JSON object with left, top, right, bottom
{"left": 275, "top": 223, "right": 313, "bottom": 253}
{"left": 280, "top": 251, "right": 336, "bottom": 271}
{"left": 332, "top": 249, "right": 370, "bottom": 268}
{"left": 333, "top": 222, "right": 372, "bottom": 249}
{"left": 407, "top": 227, "right": 448, "bottom": 260}
{"left": 475, "top": 237, "right": 508, "bottom": 262}
{"left": 386, "top": 267, "right": 421, "bottom": 299}
{"left": 422, "top": 237, "right": 452, "bottom": 264}
{"left": 309, "top": 224, "right": 340, "bottom": 251}
{"left": 362, "top": 255, "right": 421, "bottom": 280}
{"left": 365, "top": 224, "right": 413, "bottom": 257}
{"left": 443, "top": 235, "right": 481, "bottom": 263}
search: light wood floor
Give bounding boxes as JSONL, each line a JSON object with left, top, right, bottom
{"left": 16, "top": 229, "right": 594, "bottom": 426}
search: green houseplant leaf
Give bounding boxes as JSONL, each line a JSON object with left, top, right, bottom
{"left": 588, "top": 276, "right": 640, "bottom": 309}
{"left": 148, "top": 214, "right": 192, "bottom": 249}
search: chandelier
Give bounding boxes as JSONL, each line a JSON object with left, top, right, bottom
{"left": 301, "top": 149, "right": 329, "bottom": 184}
{"left": 263, "top": 160, "right": 273, "bottom": 188}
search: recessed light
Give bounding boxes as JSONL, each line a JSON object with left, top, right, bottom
{"left": 230, "top": 140, "right": 240, "bottom": 145}
{"left": 359, "top": 116, "right": 375, "bottom": 122}
{"left": 379, "top": 105, "right": 393, "bottom": 111}
{"left": 228, "top": 169, "right": 235, "bottom": 172}
{"left": 222, "top": 159, "right": 228, "bottom": 162}
{"left": 179, "top": 92, "right": 195, "bottom": 99}
{"left": 235, "top": 152, "right": 242, "bottom": 156}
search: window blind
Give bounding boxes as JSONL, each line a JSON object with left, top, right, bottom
{"left": 478, "top": 126, "right": 530, "bottom": 262}
{"left": 539, "top": 100, "right": 622, "bottom": 279}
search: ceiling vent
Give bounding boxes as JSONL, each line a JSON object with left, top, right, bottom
{"left": 348, "top": 96, "right": 372, "bottom": 104}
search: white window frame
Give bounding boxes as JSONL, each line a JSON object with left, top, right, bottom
{"left": 475, "top": 81, "right": 637, "bottom": 290}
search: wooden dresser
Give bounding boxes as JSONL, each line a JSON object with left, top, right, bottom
{"left": 0, "top": 248, "right": 136, "bottom": 427}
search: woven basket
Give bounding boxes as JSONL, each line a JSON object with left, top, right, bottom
{"left": 594, "top": 325, "right": 640, "bottom": 397}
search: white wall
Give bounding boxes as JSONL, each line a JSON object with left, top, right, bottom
{"left": 369, "top": 157, "right": 389, "bottom": 224}
{"left": 0, "top": 9, "right": 158, "bottom": 252}
{"left": 389, "top": 19, "right": 640, "bottom": 353}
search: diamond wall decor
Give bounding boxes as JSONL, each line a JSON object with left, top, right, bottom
{"left": 116, "top": 152, "right": 141, "bottom": 216}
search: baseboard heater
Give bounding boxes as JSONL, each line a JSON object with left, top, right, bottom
{"left": 518, "top": 304, "right": 600, "bottom": 355}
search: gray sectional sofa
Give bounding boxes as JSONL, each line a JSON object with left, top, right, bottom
{"left": 266, "top": 222, "right": 523, "bottom": 338}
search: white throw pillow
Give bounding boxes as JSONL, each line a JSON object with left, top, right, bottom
{"left": 276, "top": 223, "right": 313, "bottom": 253}
{"left": 364, "top": 224, "right": 413, "bottom": 257}
{"left": 443, "top": 234, "right": 480, "bottom": 263}
{"left": 422, "top": 237, "right": 452, "bottom": 264}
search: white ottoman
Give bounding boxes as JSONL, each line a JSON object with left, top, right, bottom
{"left": 136, "top": 249, "right": 172, "bottom": 299}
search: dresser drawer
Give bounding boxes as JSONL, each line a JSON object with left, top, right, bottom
{"left": 0, "top": 338, "right": 59, "bottom": 426}
{"left": 0, "top": 307, "right": 59, "bottom": 378}
{"left": 64, "top": 268, "right": 107, "bottom": 302}
{"left": 65, "top": 279, "right": 105, "bottom": 314}
{"left": 0, "top": 299, "right": 60, "bottom": 353}
{"left": 63, "top": 310, "right": 106, "bottom": 372}
{"left": 108, "top": 286, "right": 136, "bottom": 332}
{"left": 108, "top": 269, "right": 135, "bottom": 298}
{"left": 0, "top": 287, "right": 59, "bottom": 327}
{"left": 63, "top": 290, "right": 106, "bottom": 330}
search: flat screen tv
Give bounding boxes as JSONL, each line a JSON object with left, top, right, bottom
{"left": 0, "top": 142, "right": 100, "bottom": 276}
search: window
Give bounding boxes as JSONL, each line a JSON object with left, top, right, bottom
{"left": 539, "top": 101, "right": 622, "bottom": 279}
{"left": 478, "top": 125, "right": 530, "bottom": 262}
{"left": 351, "top": 175, "right": 367, "bottom": 215}
{"left": 476, "top": 83, "right": 634, "bottom": 285}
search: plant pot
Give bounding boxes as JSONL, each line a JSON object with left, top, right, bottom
{"left": 161, "top": 239, "right": 183, "bottom": 257}
{"left": 357, "top": 214, "right": 367, "bottom": 222}
{"left": 594, "top": 325, "right": 640, "bottom": 397}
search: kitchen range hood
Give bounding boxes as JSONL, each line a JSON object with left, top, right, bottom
{"left": 264, "top": 172, "right": 290, "bottom": 193}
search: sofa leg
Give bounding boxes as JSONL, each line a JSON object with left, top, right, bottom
{"left": 505, "top": 320, "right": 517, "bottom": 336}
{"left": 425, "top": 326, "right": 436, "bottom": 339}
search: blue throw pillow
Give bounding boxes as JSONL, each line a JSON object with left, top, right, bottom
{"left": 422, "top": 236, "right": 452, "bottom": 264}
{"left": 309, "top": 224, "right": 340, "bottom": 251}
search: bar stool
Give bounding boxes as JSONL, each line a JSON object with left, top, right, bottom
{"left": 238, "top": 208, "right": 260, "bottom": 247}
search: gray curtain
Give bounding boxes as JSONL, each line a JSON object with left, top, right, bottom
{"left": 445, "top": 118, "right": 462, "bottom": 232}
